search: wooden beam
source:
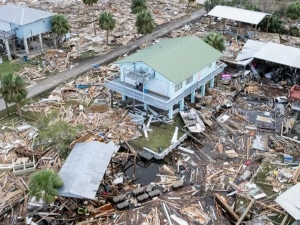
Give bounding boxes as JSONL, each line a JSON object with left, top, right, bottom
{"left": 215, "top": 193, "right": 239, "bottom": 221}
{"left": 236, "top": 198, "right": 254, "bottom": 225}
{"left": 110, "top": 91, "right": 113, "bottom": 108}
{"left": 223, "top": 19, "right": 226, "bottom": 34}
{"left": 209, "top": 16, "right": 212, "bottom": 31}
{"left": 238, "top": 21, "right": 241, "bottom": 35}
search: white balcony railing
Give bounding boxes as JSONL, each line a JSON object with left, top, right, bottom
{"left": 104, "top": 63, "right": 226, "bottom": 111}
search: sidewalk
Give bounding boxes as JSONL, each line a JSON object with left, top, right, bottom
{"left": 0, "top": 9, "right": 206, "bottom": 112}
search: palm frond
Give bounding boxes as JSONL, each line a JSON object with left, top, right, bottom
{"left": 131, "top": 0, "right": 147, "bottom": 14}
{"left": 203, "top": 32, "right": 225, "bottom": 52}
{"left": 51, "top": 14, "right": 70, "bottom": 36}
{"left": 135, "top": 11, "right": 155, "bottom": 35}
{"left": 98, "top": 12, "right": 116, "bottom": 31}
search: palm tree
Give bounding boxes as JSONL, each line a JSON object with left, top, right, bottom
{"left": 83, "top": 0, "right": 98, "bottom": 36}
{"left": 131, "top": 0, "right": 147, "bottom": 14}
{"left": 1, "top": 73, "right": 27, "bottom": 119}
{"left": 135, "top": 11, "right": 155, "bottom": 46}
{"left": 98, "top": 12, "right": 116, "bottom": 45}
{"left": 51, "top": 14, "right": 70, "bottom": 48}
{"left": 0, "top": 73, "right": 9, "bottom": 116}
{"left": 203, "top": 32, "right": 225, "bottom": 52}
{"left": 29, "top": 170, "right": 63, "bottom": 203}
{"left": 286, "top": 2, "right": 300, "bottom": 20}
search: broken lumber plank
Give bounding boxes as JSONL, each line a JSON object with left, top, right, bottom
{"left": 215, "top": 193, "right": 239, "bottom": 222}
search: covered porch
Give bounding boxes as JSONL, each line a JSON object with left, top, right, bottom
{"left": 207, "top": 5, "right": 271, "bottom": 38}
{"left": 105, "top": 62, "right": 226, "bottom": 118}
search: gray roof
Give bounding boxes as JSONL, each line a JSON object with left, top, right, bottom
{"left": 0, "top": 4, "right": 54, "bottom": 25}
{"left": 254, "top": 42, "right": 300, "bottom": 69}
{"left": 58, "top": 141, "right": 118, "bottom": 199}
{"left": 208, "top": 6, "right": 269, "bottom": 25}
{"left": 236, "top": 40, "right": 266, "bottom": 61}
{"left": 275, "top": 183, "right": 300, "bottom": 220}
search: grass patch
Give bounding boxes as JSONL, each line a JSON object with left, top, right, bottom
{"left": 269, "top": 215, "right": 294, "bottom": 225}
{"left": 254, "top": 161, "right": 277, "bottom": 196}
{"left": 76, "top": 50, "right": 95, "bottom": 61}
{"left": 0, "top": 57, "right": 28, "bottom": 75}
{"left": 130, "top": 115, "right": 185, "bottom": 152}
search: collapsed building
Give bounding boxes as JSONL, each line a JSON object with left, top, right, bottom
{"left": 1, "top": 3, "right": 300, "bottom": 225}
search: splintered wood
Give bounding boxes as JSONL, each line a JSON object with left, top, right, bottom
{"left": 0, "top": 121, "right": 37, "bottom": 155}
{"left": 9, "top": 0, "right": 190, "bottom": 58}
{"left": 18, "top": 67, "right": 46, "bottom": 81}
{"left": 180, "top": 204, "right": 210, "bottom": 224}
{"left": 0, "top": 172, "right": 28, "bottom": 214}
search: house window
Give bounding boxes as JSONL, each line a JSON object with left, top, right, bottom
{"left": 175, "top": 83, "right": 182, "bottom": 92}
{"left": 186, "top": 76, "right": 193, "bottom": 85}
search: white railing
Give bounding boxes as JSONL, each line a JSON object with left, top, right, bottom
{"left": 104, "top": 63, "right": 226, "bottom": 110}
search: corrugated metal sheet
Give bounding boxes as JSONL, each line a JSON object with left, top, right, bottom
{"left": 254, "top": 42, "right": 300, "bottom": 69}
{"left": 58, "top": 141, "right": 118, "bottom": 199}
{"left": 236, "top": 40, "right": 266, "bottom": 61}
{"left": 116, "top": 36, "right": 222, "bottom": 85}
{"left": 275, "top": 183, "right": 300, "bottom": 220}
{"left": 208, "top": 6, "right": 268, "bottom": 25}
{"left": 0, "top": 4, "right": 54, "bottom": 25}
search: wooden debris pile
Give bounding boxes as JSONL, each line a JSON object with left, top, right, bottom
{"left": 59, "top": 108, "right": 142, "bottom": 142}
{"left": 0, "top": 121, "right": 37, "bottom": 155}
{"left": 41, "top": 49, "right": 72, "bottom": 73}
{"left": 17, "top": 66, "right": 46, "bottom": 82}
{"left": 0, "top": 172, "right": 28, "bottom": 218}
{"left": 180, "top": 204, "right": 210, "bottom": 224}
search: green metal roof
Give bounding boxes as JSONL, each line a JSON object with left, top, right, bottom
{"left": 116, "top": 36, "right": 222, "bottom": 84}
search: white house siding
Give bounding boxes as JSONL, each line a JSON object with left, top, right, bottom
{"left": 118, "top": 61, "right": 217, "bottom": 99}
{"left": 124, "top": 76, "right": 137, "bottom": 86}
{"left": 169, "top": 61, "right": 217, "bottom": 98}
{"left": 10, "top": 17, "right": 53, "bottom": 39}
{"left": 147, "top": 78, "right": 168, "bottom": 97}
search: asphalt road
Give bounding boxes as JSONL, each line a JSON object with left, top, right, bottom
{"left": 0, "top": 8, "right": 207, "bottom": 112}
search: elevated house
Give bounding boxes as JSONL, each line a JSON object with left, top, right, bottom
{"left": 0, "top": 4, "right": 54, "bottom": 60}
{"left": 105, "top": 35, "right": 226, "bottom": 118}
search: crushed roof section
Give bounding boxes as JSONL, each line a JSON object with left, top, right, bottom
{"left": 116, "top": 36, "right": 222, "bottom": 84}
{"left": 58, "top": 141, "right": 118, "bottom": 200}
{"left": 236, "top": 40, "right": 266, "bottom": 61}
{"left": 254, "top": 42, "right": 300, "bottom": 69}
{"left": 208, "top": 5, "right": 268, "bottom": 25}
{"left": 0, "top": 4, "right": 54, "bottom": 25}
{"left": 275, "top": 183, "right": 300, "bottom": 220}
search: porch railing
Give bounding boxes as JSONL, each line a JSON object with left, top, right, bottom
{"left": 104, "top": 63, "right": 226, "bottom": 111}
{"left": 0, "top": 30, "right": 16, "bottom": 40}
